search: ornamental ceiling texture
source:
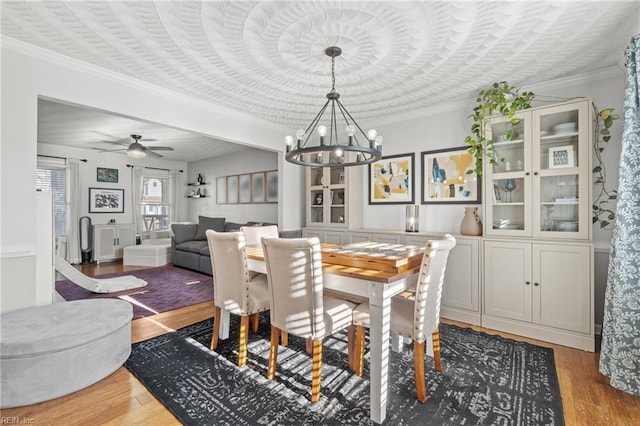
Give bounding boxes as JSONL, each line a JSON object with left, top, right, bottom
{"left": 2, "top": 1, "right": 639, "bottom": 162}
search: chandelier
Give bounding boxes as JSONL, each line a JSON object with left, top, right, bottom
{"left": 285, "top": 46, "right": 383, "bottom": 167}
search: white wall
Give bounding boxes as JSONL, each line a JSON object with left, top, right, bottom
{"left": 37, "top": 143, "right": 189, "bottom": 226}
{"left": 187, "top": 148, "right": 279, "bottom": 224}
{"left": 0, "top": 41, "right": 300, "bottom": 313}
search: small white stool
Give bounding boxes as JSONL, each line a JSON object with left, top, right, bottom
{"left": 123, "top": 240, "right": 171, "bottom": 267}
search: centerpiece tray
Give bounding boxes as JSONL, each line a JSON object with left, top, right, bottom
{"left": 320, "top": 242, "right": 424, "bottom": 273}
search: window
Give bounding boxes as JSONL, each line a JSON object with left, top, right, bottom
{"left": 36, "top": 161, "right": 66, "bottom": 236}
{"left": 141, "top": 175, "right": 169, "bottom": 232}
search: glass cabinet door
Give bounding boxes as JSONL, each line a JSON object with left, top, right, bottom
{"left": 485, "top": 111, "right": 531, "bottom": 235}
{"left": 532, "top": 101, "right": 589, "bottom": 239}
{"left": 328, "top": 167, "right": 346, "bottom": 226}
{"left": 307, "top": 166, "right": 348, "bottom": 227}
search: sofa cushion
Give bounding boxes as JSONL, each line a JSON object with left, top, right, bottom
{"left": 175, "top": 240, "right": 208, "bottom": 254}
{"left": 172, "top": 223, "right": 197, "bottom": 244}
{"left": 195, "top": 216, "right": 225, "bottom": 240}
{"left": 199, "top": 245, "right": 211, "bottom": 256}
{"left": 224, "top": 221, "right": 245, "bottom": 232}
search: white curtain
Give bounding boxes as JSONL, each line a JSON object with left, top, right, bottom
{"left": 65, "top": 159, "right": 82, "bottom": 264}
{"left": 131, "top": 166, "right": 144, "bottom": 236}
{"left": 169, "top": 170, "right": 181, "bottom": 223}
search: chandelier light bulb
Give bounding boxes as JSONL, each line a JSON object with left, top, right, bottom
{"left": 296, "top": 129, "right": 305, "bottom": 140}
{"left": 317, "top": 125, "right": 328, "bottom": 137}
{"left": 335, "top": 148, "right": 344, "bottom": 157}
{"left": 346, "top": 125, "right": 356, "bottom": 137}
{"left": 367, "top": 129, "right": 378, "bottom": 140}
{"left": 375, "top": 136, "right": 383, "bottom": 146}
{"left": 285, "top": 135, "right": 294, "bottom": 146}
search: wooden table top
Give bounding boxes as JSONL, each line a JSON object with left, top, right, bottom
{"left": 245, "top": 242, "right": 424, "bottom": 284}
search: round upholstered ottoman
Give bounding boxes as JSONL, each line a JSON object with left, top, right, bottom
{"left": 0, "top": 299, "right": 133, "bottom": 408}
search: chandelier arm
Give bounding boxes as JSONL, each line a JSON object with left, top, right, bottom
{"left": 330, "top": 100, "right": 338, "bottom": 146}
{"left": 335, "top": 99, "right": 370, "bottom": 143}
{"left": 302, "top": 99, "right": 332, "bottom": 147}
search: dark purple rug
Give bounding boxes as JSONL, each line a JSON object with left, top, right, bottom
{"left": 55, "top": 265, "right": 213, "bottom": 319}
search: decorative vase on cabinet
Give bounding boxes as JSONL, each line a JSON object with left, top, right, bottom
{"left": 460, "top": 207, "right": 483, "bottom": 236}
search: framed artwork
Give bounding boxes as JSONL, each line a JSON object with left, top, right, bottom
{"left": 216, "top": 177, "right": 226, "bottom": 204}
{"left": 96, "top": 167, "right": 118, "bottom": 183}
{"left": 369, "top": 153, "right": 415, "bottom": 204}
{"left": 421, "top": 146, "right": 481, "bottom": 204}
{"left": 265, "top": 170, "right": 278, "bottom": 203}
{"left": 89, "top": 188, "right": 124, "bottom": 213}
{"left": 251, "top": 172, "right": 265, "bottom": 203}
{"left": 227, "top": 175, "right": 238, "bottom": 204}
{"left": 238, "top": 174, "right": 251, "bottom": 203}
{"left": 548, "top": 146, "right": 574, "bottom": 168}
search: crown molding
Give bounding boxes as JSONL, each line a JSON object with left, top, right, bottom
{"left": 1, "top": 36, "right": 290, "bottom": 134}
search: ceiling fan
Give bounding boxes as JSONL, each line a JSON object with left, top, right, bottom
{"left": 98, "top": 134, "right": 175, "bottom": 158}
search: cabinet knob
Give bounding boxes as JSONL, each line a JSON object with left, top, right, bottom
{"left": 534, "top": 282, "right": 539, "bottom": 286}
{"left": 534, "top": 172, "right": 539, "bottom": 176}
{"left": 525, "top": 172, "right": 530, "bottom": 176}
{"left": 525, "top": 281, "right": 530, "bottom": 285}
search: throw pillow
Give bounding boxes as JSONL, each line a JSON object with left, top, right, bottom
{"left": 195, "top": 216, "right": 225, "bottom": 240}
{"left": 172, "top": 223, "right": 198, "bottom": 244}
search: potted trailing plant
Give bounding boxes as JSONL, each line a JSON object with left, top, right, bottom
{"left": 465, "top": 81, "right": 535, "bottom": 176}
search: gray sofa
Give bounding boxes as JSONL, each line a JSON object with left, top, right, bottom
{"left": 171, "top": 216, "right": 300, "bottom": 275}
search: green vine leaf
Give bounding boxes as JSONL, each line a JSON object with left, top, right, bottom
{"left": 465, "top": 81, "right": 535, "bottom": 176}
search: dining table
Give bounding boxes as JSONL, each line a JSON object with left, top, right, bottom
{"left": 216, "top": 241, "right": 426, "bottom": 424}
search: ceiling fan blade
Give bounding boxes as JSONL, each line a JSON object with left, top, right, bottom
{"left": 98, "top": 148, "right": 128, "bottom": 153}
{"left": 145, "top": 146, "right": 174, "bottom": 151}
{"left": 142, "top": 146, "right": 163, "bottom": 158}
{"left": 139, "top": 138, "right": 159, "bottom": 142}
{"left": 99, "top": 139, "right": 130, "bottom": 147}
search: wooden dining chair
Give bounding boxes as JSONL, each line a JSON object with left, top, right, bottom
{"left": 206, "top": 230, "right": 270, "bottom": 367}
{"left": 353, "top": 234, "right": 456, "bottom": 403}
{"left": 240, "top": 225, "right": 279, "bottom": 246}
{"left": 261, "top": 237, "right": 356, "bottom": 403}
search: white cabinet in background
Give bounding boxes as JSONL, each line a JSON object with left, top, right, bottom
{"left": 302, "top": 228, "right": 345, "bottom": 244}
{"left": 483, "top": 239, "right": 593, "bottom": 351}
{"left": 93, "top": 224, "right": 135, "bottom": 263}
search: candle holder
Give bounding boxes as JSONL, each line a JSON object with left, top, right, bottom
{"left": 405, "top": 205, "right": 419, "bottom": 232}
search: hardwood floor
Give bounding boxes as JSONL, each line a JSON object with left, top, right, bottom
{"left": 3, "top": 262, "right": 639, "bottom": 425}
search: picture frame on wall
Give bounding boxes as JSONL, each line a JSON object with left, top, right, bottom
{"left": 227, "top": 176, "right": 238, "bottom": 204}
{"left": 216, "top": 177, "right": 226, "bottom": 204}
{"left": 265, "top": 170, "right": 278, "bottom": 203}
{"left": 421, "top": 146, "right": 481, "bottom": 204}
{"left": 368, "top": 153, "right": 415, "bottom": 204}
{"left": 89, "top": 188, "right": 124, "bottom": 213}
{"left": 251, "top": 172, "right": 265, "bottom": 203}
{"left": 96, "top": 167, "right": 118, "bottom": 183}
{"left": 238, "top": 174, "right": 251, "bottom": 203}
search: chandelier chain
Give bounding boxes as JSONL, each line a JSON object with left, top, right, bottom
{"left": 331, "top": 56, "right": 336, "bottom": 92}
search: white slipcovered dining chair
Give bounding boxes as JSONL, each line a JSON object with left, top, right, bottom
{"left": 206, "top": 230, "right": 270, "bottom": 367}
{"left": 353, "top": 234, "right": 456, "bottom": 403}
{"left": 261, "top": 237, "right": 356, "bottom": 403}
{"left": 241, "top": 225, "right": 279, "bottom": 246}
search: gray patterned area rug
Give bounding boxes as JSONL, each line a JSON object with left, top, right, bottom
{"left": 125, "top": 315, "right": 564, "bottom": 425}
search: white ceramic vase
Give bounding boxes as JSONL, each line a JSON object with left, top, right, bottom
{"left": 460, "top": 207, "right": 483, "bottom": 236}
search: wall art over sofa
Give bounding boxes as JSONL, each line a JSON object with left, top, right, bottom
{"left": 216, "top": 170, "right": 277, "bottom": 204}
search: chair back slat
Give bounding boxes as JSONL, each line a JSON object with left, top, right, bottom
{"left": 206, "top": 230, "right": 252, "bottom": 315}
{"left": 413, "top": 234, "right": 456, "bottom": 342}
{"left": 241, "top": 225, "right": 279, "bottom": 246}
{"left": 262, "top": 237, "right": 325, "bottom": 339}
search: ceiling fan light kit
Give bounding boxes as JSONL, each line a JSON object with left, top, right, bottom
{"left": 127, "top": 137, "right": 147, "bottom": 158}
{"left": 285, "top": 46, "right": 383, "bottom": 168}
